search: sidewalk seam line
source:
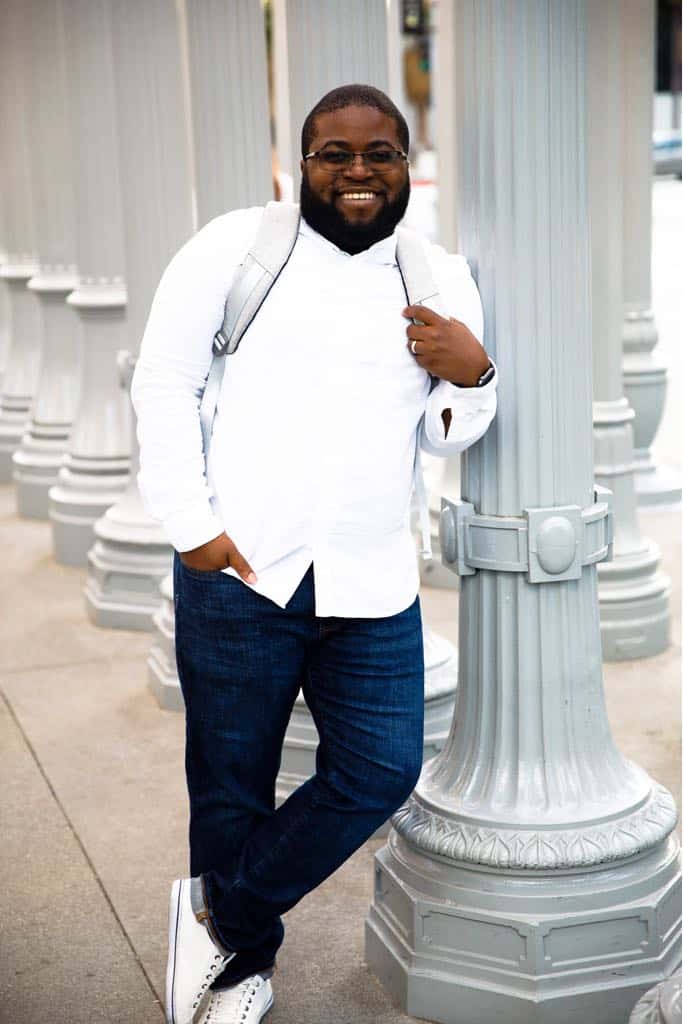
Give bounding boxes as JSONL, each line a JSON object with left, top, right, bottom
{"left": 0, "top": 686, "right": 165, "bottom": 1017}
{"left": 1, "top": 654, "right": 151, "bottom": 676}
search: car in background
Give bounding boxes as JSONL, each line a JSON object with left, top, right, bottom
{"left": 653, "top": 129, "right": 682, "bottom": 177}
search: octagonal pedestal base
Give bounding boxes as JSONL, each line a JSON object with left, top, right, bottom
{"left": 366, "top": 831, "right": 681, "bottom": 1024}
{"left": 598, "top": 541, "right": 671, "bottom": 660}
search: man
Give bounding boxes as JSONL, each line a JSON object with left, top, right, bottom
{"left": 132, "top": 84, "right": 496, "bottom": 1024}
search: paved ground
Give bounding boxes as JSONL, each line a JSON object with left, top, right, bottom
{"left": 1, "top": 181, "right": 680, "bottom": 1024}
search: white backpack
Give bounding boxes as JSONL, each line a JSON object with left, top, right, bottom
{"left": 198, "top": 200, "right": 444, "bottom": 559}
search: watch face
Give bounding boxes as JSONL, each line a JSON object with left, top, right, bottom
{"left": 478, "top": 364, "right": 495, "bottom": 387}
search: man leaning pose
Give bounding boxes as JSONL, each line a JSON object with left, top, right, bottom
{"left": 132, "top": 85, "right": 497, "bottom": 1024}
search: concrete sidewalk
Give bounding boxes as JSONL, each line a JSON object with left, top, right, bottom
{"left": 0, "top": 481, "right": 679, "bottom": 1024}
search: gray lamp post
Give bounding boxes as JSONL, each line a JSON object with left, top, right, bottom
{"left": 12, "top": 0, "right": 80, "bottom": 519}
{"left": 184, "top": 0, "right": 273, "bottom": 227}
{"left": 0, "top": 0, "right": 41, "bottom": 483}
{"left": 147, "top": 0, "right": 273, "bottom": 693}
{"left": 276, "top": 0, "right": 390, "bottom": 194}
{"left": 365, "top": 4, "right": 680, "bottom": 1022}
{"left": 590, "top": 0, "right": 671, "bottom": 661}
{"left": 84, "top": 0, "right": 194, "bottom": 630}
{"left": 48, "top": 0, "right": 129, "bottom": 566}
{"left": 621, "top": 0, "right": 680, "bottom": 508}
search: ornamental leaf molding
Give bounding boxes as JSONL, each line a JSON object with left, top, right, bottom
{"left": 391, "top": 784, "right": 678, "bottom": 870}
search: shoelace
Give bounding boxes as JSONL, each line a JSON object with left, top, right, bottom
{"left": 205, "top": 975, "right": 264, "bottom": 1022}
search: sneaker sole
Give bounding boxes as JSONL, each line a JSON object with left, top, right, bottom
{"left": 262, "top": 992, "right": 274, "bottom": 1019}
{"left": 166, "top": 878, "right": 183, "bottom": 1024}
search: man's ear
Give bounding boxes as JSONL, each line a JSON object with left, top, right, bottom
{"left": 299, "top": 159, "right": 305, "bottom": 175}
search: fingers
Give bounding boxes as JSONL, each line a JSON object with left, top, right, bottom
{"left": 225, "top": 537, "right": 258, "bottom": 584}
{"left": 402, "top": 304, "right": 444, "bottom": 327}
{"left": 406, "top": 323, "right": 432, "bottom": 342}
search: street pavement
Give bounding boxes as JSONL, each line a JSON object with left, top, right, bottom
{"left": 0, "top": 180, "right": 680, "bottom": 1024}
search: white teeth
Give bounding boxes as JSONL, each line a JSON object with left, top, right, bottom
{"left": 340, "top": 192, "right": 376, "bottom": 200}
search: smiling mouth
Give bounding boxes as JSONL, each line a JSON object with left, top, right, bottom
{"left": 336, "top": 191, "right": 383, "bottom": 205}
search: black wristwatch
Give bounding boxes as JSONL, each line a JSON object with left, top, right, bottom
{"left": 450, "top": 360, "right": 496, "bottom": 388}
{"left": 475, "top": 361, "right": 496, "bottom": 387}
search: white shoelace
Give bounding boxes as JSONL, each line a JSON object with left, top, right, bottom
{"left": 204, "top": 975, "right": 264, "bottom": 1022}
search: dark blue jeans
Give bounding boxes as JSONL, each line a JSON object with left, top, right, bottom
{"left": 173, "top": 555, "right": 424, "bottom": 987}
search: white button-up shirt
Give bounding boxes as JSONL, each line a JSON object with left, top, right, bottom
{"left": 131, "top": 208, "right": 497, "bottom": 617}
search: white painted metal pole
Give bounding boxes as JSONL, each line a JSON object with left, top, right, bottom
{"left": 590, "top": 0, "right": 671, "bottom": 661}
{"left": 365, "top": 4, "right": 680, "bottom": 1021}
{"left": 184, "top": 0, "right": 273, "bottom": 227}
{"left": 621, "top": 0, "right": 680, "bottom": 507}
{"left": 84, "top": 0, "right": 194, "bottom": 630}
{"left": 12, "top": 0, "right": 81, "bottom": 519}
{"left": 48, "top": 0, "right": 130, "bottom": 566}
{"left": 0, "top": 0, "right": 41, "bottom": 482}
{"left": 283, "top": 0, "right": 389, "bottom": 192}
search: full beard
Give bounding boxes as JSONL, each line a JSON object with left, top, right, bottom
{"left": 299, "top": 173, "right": 411, "bottom": 255}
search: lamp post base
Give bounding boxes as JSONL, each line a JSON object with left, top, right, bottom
{"left": 366, "top": 830, "right": 681, "bottom": 1024}
{"left": 598, "top": 540, "right": 671, "bottom": 660}
{"left": 49, "top": 461, "right": 130, "bottom": 567}
{"left": 84, "top": 495, "right": 172, "bottom": 631}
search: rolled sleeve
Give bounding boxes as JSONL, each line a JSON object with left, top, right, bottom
{"left": 420, "top": 361, "right": 498, "bottom": 456}
{"left": 420, "top": 242, "right": 497, "bottom": 456}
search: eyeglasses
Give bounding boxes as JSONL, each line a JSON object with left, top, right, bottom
{"left": 303, "top": 145, "right": 408, "bottom": 174}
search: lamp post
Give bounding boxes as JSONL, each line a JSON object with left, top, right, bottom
{"left": 0, "top": 0, "right": 41, "bottom": 483}
{"left": 84, "top": 0, "right": 194, "bottom": 629}
{"left": 12, "top": 0, "right": 80, "bottom": 519}
{"left": 621, "top": 0, "right": 680, "bottom": 508}
{"left": 591, "top": 0, "right": 671, "bottom": 661}
{"left": 48, "top": 0, "right": 129, "bottom": 566}
{"left": 365, "top": 4, "right": 680, "bottom": 1022}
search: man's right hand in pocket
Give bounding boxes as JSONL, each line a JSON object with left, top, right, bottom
{"left": 179, "top": 533, "right": 257, "bottom": 583}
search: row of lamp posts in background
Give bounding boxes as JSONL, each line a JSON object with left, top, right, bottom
{"left": 0, "top": 1, "right": 679, "bottom": 1021}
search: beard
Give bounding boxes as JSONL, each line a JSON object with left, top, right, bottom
{"left": 299, "top": 172, "right": 411, "bottom": 255}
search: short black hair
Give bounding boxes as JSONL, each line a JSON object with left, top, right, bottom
{"left": 301, "top": 84, "right": 409, "bottom": 157}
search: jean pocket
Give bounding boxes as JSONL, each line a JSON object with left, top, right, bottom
{"left": 179, "top": 561, "right": 227, "bottom": 581}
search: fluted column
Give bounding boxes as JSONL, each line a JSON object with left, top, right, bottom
{"left": 0, "top": 246, "right": 9, "bottom": 389}
{"left": 184, "top": 0, "right": 273, "bottom": 227}
{"left": 84, "top": 0, "right": 193, "bottom": 630}
{"left": 621, "top": 0, "right": 680, "bottom": 507}
{"left": 146, "top": 0, "right": 273, "bottom": 695}
{"left": 48, "top": 0, "right": 129, "bottom": 566}
{"left": 365, "top": 5, "right": 680, "bottom": 1023}
{"left": 0, "top": 0, "right": 41, "bottom": 482}
{"left": 280, "top": 0, "right": 389, "bottom": 191}
{"left": 590, "top": 1, "right": 671, "bottom": 660}
{"left": 12, "top": 0, "right": 81, "bottom": 519}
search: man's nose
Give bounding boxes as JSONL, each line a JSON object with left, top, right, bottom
{"left": 345, "top": 154, "right": 372, "bottom": 178}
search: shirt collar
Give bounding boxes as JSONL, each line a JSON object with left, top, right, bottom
{"left": 299, "top": 215, "right": 398, "bottom": 266}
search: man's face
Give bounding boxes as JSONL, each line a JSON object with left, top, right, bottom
{"left": 299, "top": 105, "right": 410, "bottom": 254}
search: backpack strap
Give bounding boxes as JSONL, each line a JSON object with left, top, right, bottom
{"left": 395, "top": 225, "right": 445, "bottom": 563}
{"left": 395, "top": 225, "right": 445, "bottom": 317}
{"left": 199, "top": 201, "right": 300, "bottom": 458}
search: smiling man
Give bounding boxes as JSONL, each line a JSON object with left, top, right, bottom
{"left": 132, "top": 85, "right": 496, "bottom": 1024}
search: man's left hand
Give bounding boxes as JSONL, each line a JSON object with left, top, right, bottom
{"left": 403, "top": 304, "right": 491, "bottom": 387}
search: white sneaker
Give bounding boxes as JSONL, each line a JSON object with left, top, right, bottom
{"left": 166, "top": 878, "right": 235, "bottom": 1024}
{"left": 197, "top": 974, "right": 274, "bottom": 1023}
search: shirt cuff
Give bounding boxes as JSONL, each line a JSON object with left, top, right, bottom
{"left": 162, "top": 504, "right": 225, "bottom": 553}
